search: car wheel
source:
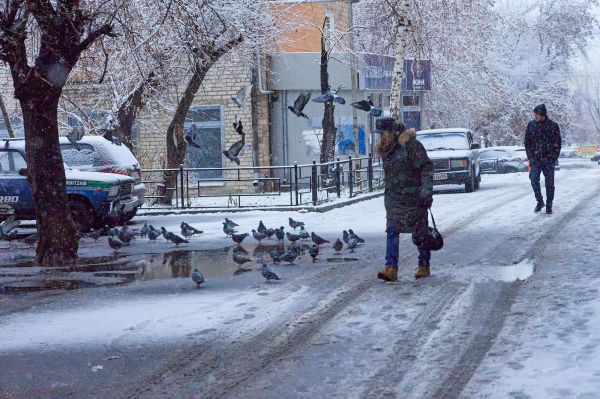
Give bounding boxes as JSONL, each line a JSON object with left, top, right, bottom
{"left": 69, "top": 199, "right": 95, "bottom": 233}
{"left": 118, "top": 208, "right": 138, "bottom": 224}
{"left": 465, "top": 170, "right": 475, "bottom": 193}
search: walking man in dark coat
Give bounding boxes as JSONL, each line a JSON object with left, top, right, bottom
{"left": 376, "top": 117, "right": 434, "bottom": 282}
{"left": 525, "top": 104, "right": 561, "bottom": 214}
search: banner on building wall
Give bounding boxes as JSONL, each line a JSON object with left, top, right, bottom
{"left": 358, "top": 54, "right": 431, "bottom": 92}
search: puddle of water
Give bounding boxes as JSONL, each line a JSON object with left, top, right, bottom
{"left": 494, "top": 259, "right": 535, "bottom": 282}
{"left": 0, "top": 241, "right": 328, "bottom": 292}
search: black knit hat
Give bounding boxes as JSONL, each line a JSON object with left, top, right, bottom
{"left": 533, "top": 104, "right": 547, "bottom": 117}
{"left": 375, "top": 117, "right": 406, "bottom": 133}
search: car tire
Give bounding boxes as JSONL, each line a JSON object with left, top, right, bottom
{"left": 69, "top": 199, "right": 95, "bottom": 233}
{"left": 465, "top": 171, "right": 475, "bottom": 193}
{"left": 118, "top": 208, "right": 138, "bottom": 224}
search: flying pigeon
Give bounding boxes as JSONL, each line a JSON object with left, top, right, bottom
{"left": 269, "top": 249, "right": 282, "bottom": 263}
{"left": 312, "top": 91, "right": 346, "bottom": 105}
{"left": 261, "top": 263, "right": 280, "bottom": 282}
{"left": 147, "top": 229, "right": 160, "bottom": 242}
{"left": 232, "top": 85, "right": 252, "bottom": 108}
{"left": 257, "top": 220, "right": 268, "bottom": 234}
{"left": 309, "top": 245, "right": 319, "bottom": 263}
{"left": 348, "top": 229, "right": 365, "bottom": 244}
{"left": 223, "top": 135, "right": 245, "bottom": 165}
{"left": 181, "top": 222, "right": 202, "bottom": 235}
{"left": 185, "top": 124, "right": 201, "bottom": 149}
{"left": 233, "top": 252, "right": 252, "bottom": 266}
{"left": 333, "top": 238, "right": 343, "bottom": 254}
{"left": 288, "top": 91, "right": 311, "bottom": 119}
{"left": 108, "top": 237, "right": 124, "bottom": 252}
{"left": 231, "top": 232, "right": 249, "bottom": 244}
{"left": 311, "top": 232, "right": 330, "bottom": 246}
{"left": 0, "top": 215, "right": 20, "bottom": 240}
{"left": 351, "top": 99, "right": 383, "bottom": 117}
{"left": 224, "top": 218, "right": 239, "bottom": 228}
{"left": 252, "top": 229, "right": 267, "bottom": 243}
{"left": 66, "top": 127, "right": 85, "bottom": 151}
{"left": 275, "top": 227, "right": 285, "bottom": 241}
{"left": 286, "top": 232, "right": 301, "bottom": 243}
{"left": 280, "top": 249, "right": 298, "bottom": 264}
{"left": 233, "top": 117, "right": 244, "bottom": 135}
{"left": 166, "top": 232, "right": 188, "bottom": 246}
{"left": 288, "top": 217, "right": 304, "bottom": 230}
{"left": 192, "top": 268, "right": 205, "bottom": 287}
{"left": 298, "top": 226, "right": 310, "bottom": 241}
{"left": 140, "top": 222, "right": 149, "bottom": 238}
{"left": 102, "top": 129, "right": 121, "bottom": 146}
{"left": 347, "top": 235, "right": 358, "bottom": 252}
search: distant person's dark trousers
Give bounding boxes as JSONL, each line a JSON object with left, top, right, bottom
{"left": 529, "top": 160, "right": 555, "bottom": 206}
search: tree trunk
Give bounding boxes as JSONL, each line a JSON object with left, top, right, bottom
{"left": 320, "top": 17, "right": 337, "bottom": 179}
{"left": 19, "top": 88, "right": 79, "bottom": 267}
{"left": 389, "top": 1, "right": 411, "bottom": 120}
{"left": 0, "top": 93, "right": 15, "bottom": 138}
{"left": 115, "top": 73, "right": 157, "bottom": 150}
{"left": 162, "top": 64, "right": 210, "bottom": 205}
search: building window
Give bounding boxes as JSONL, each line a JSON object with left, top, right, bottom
{"left": 0, "top": 115, "right": 24, "bottom": 138}
{"left": 185, "top": 105, "right": 223, "bottom": 182}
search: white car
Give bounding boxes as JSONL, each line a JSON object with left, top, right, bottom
{"left": 60, "top": 136, "right": 145, "bottom": 222}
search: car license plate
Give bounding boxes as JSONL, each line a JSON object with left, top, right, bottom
{"left": 433, "top": 173, "right": 447, "bottom": 181}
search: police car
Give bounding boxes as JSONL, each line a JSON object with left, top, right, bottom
{"left": 0, "top": 139, "right": 137, "bottom": 232}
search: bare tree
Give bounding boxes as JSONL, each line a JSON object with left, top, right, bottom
{"left": 0, "top": 0, "right": 118, "bottom": 266}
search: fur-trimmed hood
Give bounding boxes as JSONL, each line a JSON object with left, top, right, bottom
{"left": 398, "top": 128, "right": 417, "bottom": 146}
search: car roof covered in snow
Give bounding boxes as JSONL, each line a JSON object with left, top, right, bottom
{"left": 58, "top": 136, "right": 139, "bottom": 166}
{"left": 480, "top": 146, "right": 525, "bottom": 152}
{"left": 417, "top": 128, "right": 471, "bottom": 135}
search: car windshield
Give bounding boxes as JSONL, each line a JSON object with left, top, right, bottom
{"left": 480, "top": 150, "right": 508, "bottom": 160}
{"left": 417, "top": 133, "right": 470, "bottom": 151}
{"left": 0, "top": 150, "right": 27, "bottom": 174}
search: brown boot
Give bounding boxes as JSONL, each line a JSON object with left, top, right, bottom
{"left": 414, "top": 265, "right": 430, "bottom": 279}
{"left": 377, "top": 266, "right": 398, "bottom": 282}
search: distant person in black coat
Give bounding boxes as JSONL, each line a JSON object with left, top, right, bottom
{"left": 525, "top": 104, "right": 561, "bottom": 214}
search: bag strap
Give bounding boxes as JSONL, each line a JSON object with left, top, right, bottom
{"left": 429, "top": 209, "right": 437, "bottom": 229}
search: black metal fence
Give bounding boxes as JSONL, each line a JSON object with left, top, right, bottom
{"left": 140, "top": 155, "right": 384, "bottom": 210}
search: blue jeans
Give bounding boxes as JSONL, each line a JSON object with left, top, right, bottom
{"left": 385, "top": 218, "right": 431, "bottom": 269}
{"left": 529, "top": 160, "right": 555, "bottom": 206}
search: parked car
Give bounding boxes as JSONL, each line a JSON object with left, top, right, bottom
{"left": 416, "top": 128, "right": 481, "bottom": 192}
{"left": 0, "top": 139, "right": 137, "bottom": 232}
{"left": 479, "top": 146, "right": 528, "bottom": 174}
{"left": 59, "top": 136, "right": 145, "bottom": 222}
{"left": 559, "top": 146, "right": 577, "bottom": 158}
{"left": 512, "top": 148, "right": 560, "bottom": 171}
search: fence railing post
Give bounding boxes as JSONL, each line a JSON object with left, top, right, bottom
{"left": 335, "top": 157, "right": 341, "bottom": 198}
{"left": 294, "top": 162, "right": 299, "bottom": 206}
{"left": 311, "top": 160, "right": 318, "bottom": 206}
{"left": 348, "top": 156, "right": 354, "bottom": 198}
{"left": 368, "top": 153, "right": 373, "bottom": 192}
{"left": 179, "top": 164, "right": 185, "bottom": 208}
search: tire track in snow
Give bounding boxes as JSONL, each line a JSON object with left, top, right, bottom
{"left": 127, "top": 172, "right": 589, "bottom": 399}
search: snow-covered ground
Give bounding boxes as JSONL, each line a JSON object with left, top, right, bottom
{"left": 0, "top": 159, "right": 598, "bottom": 398}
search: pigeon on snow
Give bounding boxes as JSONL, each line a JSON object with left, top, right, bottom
{"left": 288, "top": 217, "right": 305, "bottom": 230}
{"left": 261, "top": 263, "right": 280, "bottom": 282}
{"left": 309, "top": 245, "right": 319, "bottom": 263}
{"left": 192, "top": 268, "right": 205, "bottom": 287}
{"left": 333, "top": 238, "right": 343, "bottom": 254}
{"left": 311, "top": 232, "right": 330, "bottom": 246}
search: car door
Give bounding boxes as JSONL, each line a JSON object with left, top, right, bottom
{"left": 0, "top": 149, "right": 34, "bottom": 218}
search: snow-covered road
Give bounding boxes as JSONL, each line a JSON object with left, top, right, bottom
{"left": 0, "top": 159, "right": 598, "bottom": 398}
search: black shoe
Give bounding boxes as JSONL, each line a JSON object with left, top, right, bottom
{"left": 534, "top": 202, "right": 545, "bottom": 212}
{"left": 546, "top": 206, "right": 552, "bottom": 214}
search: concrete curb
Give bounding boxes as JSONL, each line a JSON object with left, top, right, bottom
{"left": 137, "top": 190, "right": 384, "bottom": 216}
